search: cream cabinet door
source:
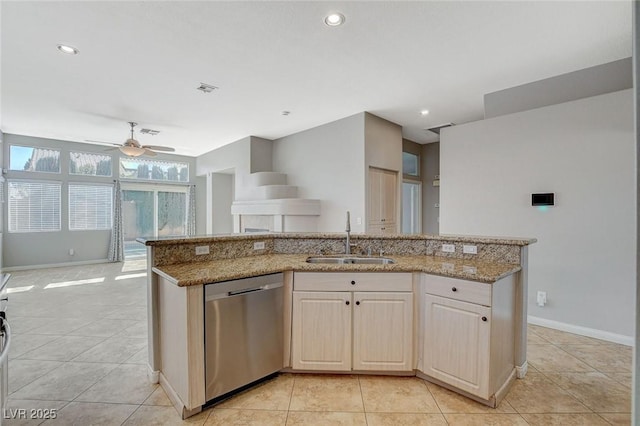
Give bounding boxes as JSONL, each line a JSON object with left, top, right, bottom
{"left": 423, "top": 294, "right": 491, "bottom": 399}
{"left": 368, "top": 167, "right": 398, "bottom": 232}
{"left": 352, "top": 292, "right": 413, "bottom": 371}
{"left": 291, "top": 291, "right": 352, "bottom": 371}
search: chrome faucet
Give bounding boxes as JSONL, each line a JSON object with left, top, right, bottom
{"left": 345, "top": 211, "right": 351, "bottom": 255}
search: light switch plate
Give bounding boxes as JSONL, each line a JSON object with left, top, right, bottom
{"left": 442, "top": 244, "right": 455, "bottom": 253}
{"left": 195, "top": 246, "right": 210, "bottom": 255}
{"left": 253, "top": 241, "right": 266, "bottom": 250}
{"left": 463, "top": 245, "right": 477, "bottom": 254}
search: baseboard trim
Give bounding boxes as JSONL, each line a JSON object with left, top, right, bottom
{"left": 3, "top": 259, "right": 113, "bottom": 272}
{"left": 528, "top": 315, "right": 634, "bottom": 347}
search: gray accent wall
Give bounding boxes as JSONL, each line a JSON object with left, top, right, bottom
{"left": 421, "top": 142, "right": 440, "bottom": 235}
{"left": 441, "top": 89, "right": 635, "bottom": 339}
{"left": 485, "top": 58, "right": 632, "bottom": 118}
{"left": 3, "top": 133, "right": 197, "bottom": 269}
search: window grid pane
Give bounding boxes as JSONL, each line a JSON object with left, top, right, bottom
{"left": 69, "top": 184, "right": 113, "bottom": 230}
{"left": 10, "top": 145, "right": 61, "bottom": 173}
{"left": 70, "top": 152, "right": 112, "bottom": 177}
{"left": 8, "top": 181, "right": 61, "bottom": 232}
{"left": 119, "top": 158, "right": 189, "bottom": 182}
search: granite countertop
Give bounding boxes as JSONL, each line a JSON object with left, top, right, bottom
{"left": 140, "top": 232, "right": 536, "bottom": 247}
{"left": 152, "top": 254, "right": 521, "bottom": 287}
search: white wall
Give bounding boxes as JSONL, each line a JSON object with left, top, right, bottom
{"left": 440, "top": 89, "right": 635, "bottom": 339}
{"left": 272, "top": 113, "right": 366, "bottom": 233}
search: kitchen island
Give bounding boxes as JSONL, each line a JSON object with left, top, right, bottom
{"left": 142, "top": 233, "right": 535, "bottom": 418}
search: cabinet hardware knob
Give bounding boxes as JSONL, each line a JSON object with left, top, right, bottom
{"left": 482, "top": 316, "right": 487, "bottom": 322}
{"left": 351, "top": 280, "right": 356, "bottom": 285}
{"left": 346, "top": 301, "right": 350, "bottom": 305}
{"left": 356, "top": 301, "right": 360, "bottom": 306}
{"left": 452, "top": 287, "right": 457, "bottom": 292}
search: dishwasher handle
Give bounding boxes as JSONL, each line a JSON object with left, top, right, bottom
{"left": 0, "top": 318, "right": 12, "bottom": 365}
{"left": 228, "top": 287, "right": 264, "bottom": 296}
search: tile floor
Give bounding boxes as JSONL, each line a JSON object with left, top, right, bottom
{"left": 4, "top": 260, "right": 633, "bottom": 425}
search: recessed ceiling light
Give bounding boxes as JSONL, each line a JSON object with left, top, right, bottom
{"left": 56, "top": 44, "right": 79, "bottom": 55}
{"left": 324, "top": 13, "right": 345, "bottom": 26}
{"left": 421, "top": 110, "right": 430, "bottom": 116}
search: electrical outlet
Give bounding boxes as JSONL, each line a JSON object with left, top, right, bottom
{"left": 537, "top": 291, "right": 547, "bottom": 307}
{"left": 253, "top": 241, "right": 266, "bottom": 250}
{"left": 463, "top": 245, "right": 477, "bottom": 254}
{"left": 442, "top": 244, "right": 455, "bottom": 253}
{"left": 195, "top": 246, "right": 210, "bottom": 255}
{"left": 463, "top": 265, "right": 477, "bottom": 274}
{"left": 356, "top": 217, "right": 362, "bottom": 225}
{"left": 69, "top": 248, "right": 75, "bottom": 256}
{"left": 441, "top": 262, "right": 455, "bottom": 272}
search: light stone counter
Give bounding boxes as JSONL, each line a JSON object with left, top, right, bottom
{"left": 153, "top": 254, "right": 522, "bottom": 286}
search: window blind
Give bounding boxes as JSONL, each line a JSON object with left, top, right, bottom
{"left": 69, "top": 184, "right": 113, "bottom": 230}
{"left": 8, "top": 181, "right": 61, "bottom": 232}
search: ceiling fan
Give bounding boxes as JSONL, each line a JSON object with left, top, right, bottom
{"left": 102, "top": 122, "right": 176, "bottom": 157}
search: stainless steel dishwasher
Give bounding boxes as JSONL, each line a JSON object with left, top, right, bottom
{"left": 204, "top": 273, "right": 283, "bottom": 402}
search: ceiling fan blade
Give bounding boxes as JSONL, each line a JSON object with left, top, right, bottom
{"left": 141, "top": 145, "right": 175, "bottom": 152}
{"left": 143, "top": 148, "right": 158, "bottom": 157}
{"left": 84, "top": 139, "right": 122, "bottom": 147}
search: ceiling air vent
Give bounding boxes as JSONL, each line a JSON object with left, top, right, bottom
{"left": 425, "top": 123, "right": 454, "bottom": 135}
{"left": 140, "top": 128, "right": 160, "bottom": 136}
{"left": 197, "top": 83, "right": 218, "bottom": 93}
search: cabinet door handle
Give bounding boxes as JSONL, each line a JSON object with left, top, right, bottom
{"left": 346, "top": 301, "right": 350, "bottom": 306}
{"left": 351, "top": 280, "right": 356, "bottom": 285}
{"left": 356, "top": 301, "right": 360, "bottom": 306}
{"left": 481, "top": 316, "right": 487, "bottom": 322}
{"left": 451, "top": 287, "right": 457, "bottom": 292}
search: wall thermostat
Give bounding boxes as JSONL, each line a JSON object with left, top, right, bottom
{"left": 532, "top": 193, "right": 554, "bottom": 206}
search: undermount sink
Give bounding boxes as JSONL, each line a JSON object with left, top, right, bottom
{"left": 305, "top": 256, "right": 395, "bottom": 265}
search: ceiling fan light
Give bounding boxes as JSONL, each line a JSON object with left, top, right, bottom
{"left": 120, "top": 145, "right": 146, "bottom": 157}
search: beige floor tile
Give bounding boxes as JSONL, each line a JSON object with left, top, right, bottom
{"left": 143, "top": 386, "right": 173, "bottom": 406}
{"left": 123, "top": 405, "right": 210, "bottom": 425}
{"left": 365, "top": 412, "right": 447, "bottom": 426}
{"left": 596, "top": 412, "right": 631, "bottom": 425}
{"left": 205, "top": 408, "right": 286, "bottom": 425}
{"left": 17, "top": 336, "right": 106, "bottom": 362}
{"left": 544, "top": 372, "right": 631, "bottom": 413}
{"left": 68, "top": 319, "right": 140, "bottom": 337}
{"left": 75, "top": 364, "right": 157, "bottom": 404}
{"left": 504, "top": 372, "right": 590, "bottom": 413}
{"left": 121, "top": 321, "right": 148, "bottom": 339}
{"left": 558, "top": 344, "right": 633, "bottom": 373}
{"left": 527, "top": 331, "right": 549, "bottom": 345}
{"left": 605, "top": 372, "right": 633, "bottom": 389}
{"left": 443, "top": 413, "right": 528, "bottom": 425}
{"left": 286, "top": 411, "right": 367, "bottom": 425}
{"left": 9, "top": 334, "right": 62, "bottom": 359}
{"left": 4, "top": 399, "right": 68, "bottom": 426}
{"left": 72, "top": 336, "right": 147, "bottom": 363}
{"left": 359, "top": 376, "right": 439, "bottom": 413}
{"left": 7, "top": 317, "right": 53, "bottom": 334}
{"left": 24, "top": 317, "right": 96, "bottom": 335}
{"left": 527, "top": 344, "right": 595, "bottom": 373}
{"left": 122, "top": 347, "right": 149, "bottom": 365}
{"left": 425, "top": 382, "right": 516, "bottom": 414}
{"left": 528, "top": 326, "right": 604, "bottom": 345}
{"left": 44, "top": 401, "right": 138, "bottom": 426}
{"left": 11, "top": 362, "right": 119, "bottom": 401}
{"left": 9, "top": 360, "right": 64, "bottom": 394}
{"left": 104, "top": 305, "right": 147, "bottom": 321}
{"left": 520, "top": 413, "right": 610, "bottom": 425}
{"left": 289, "top": 375, "right": 364, "bottom": 412}
{"left": 217, "top": 374, "right": 293, "bottom": 411}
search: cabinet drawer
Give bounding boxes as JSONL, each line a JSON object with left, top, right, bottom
{"left": 294, "top": 272, "right": 412, "bottom": 292}
{"left": 425, "top": 275, "right": 491, "bottom": 306}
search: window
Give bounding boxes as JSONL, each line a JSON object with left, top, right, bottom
{"left": 402, "top": 181, "right": 421, "bottom": 234}
{"left": 119, "top": 158, "right": 189, "bottom": 182}
{"left": 10, "top": 145, "right": 60, "bottom": 173}
{"left": 402, "top": 152, "right": 419, "bottom": 177}
{"left": 8, "top": 181, "right": 61, "bottom": 232}
{"left": 69, "top": 184, "right": 113, "bottom": 230}
{"left": 70, "top": 152, "right": 112, "bottom": 177}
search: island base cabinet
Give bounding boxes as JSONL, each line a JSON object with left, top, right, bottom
{"left": 423, "top": 294, "right": 491, "bottom": 399}
{"left": 291, "top": 291, "right": 352, "bottom": 371}
{"left": 353, "top": 292, "right": 413, "bottom": 371}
